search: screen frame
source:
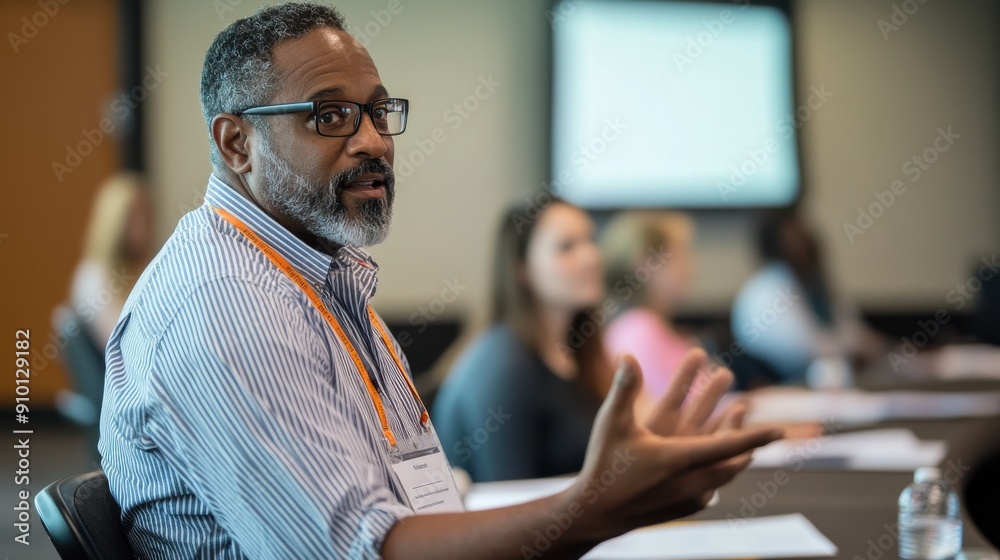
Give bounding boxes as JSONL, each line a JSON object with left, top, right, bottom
{"left": 545, "top": 0, "right": 805, "bottom": 214}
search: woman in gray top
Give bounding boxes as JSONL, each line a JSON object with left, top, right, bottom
{"left": 433, "top": 198, "right": 613, "bottom": 482}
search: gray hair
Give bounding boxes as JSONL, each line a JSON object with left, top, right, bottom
{"left": 199, "top": 2, "right": 347, "bottom": 167}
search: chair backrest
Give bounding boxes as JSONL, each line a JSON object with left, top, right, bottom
{"left": 35, "top": 470, "right": 133, "bottom": 559}
{"left": 52, "top": 304, "right": 107, "bottom": 412}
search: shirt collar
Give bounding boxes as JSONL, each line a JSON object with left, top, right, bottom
{"left": 204, "top": 174, "right": 381, "bottom": 292}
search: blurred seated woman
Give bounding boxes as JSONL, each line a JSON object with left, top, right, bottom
{"left": 432, "top": 198, "right": 612, "bottom": 482}
{"left": 731, "top": 211, "right": 876, "bottom": 385}
{"left": 69, "top": 172, "right": 153, "bottom": 350}
{"left": 54, "top": 172, "right": 153, "bottom": 444}
{"left": 601, "top": 211, "right": 697, "bottom": 417}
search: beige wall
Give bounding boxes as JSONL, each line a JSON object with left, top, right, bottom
{"left": 796, "top": 0, "right": 998, "bottom": 310}
{"left": 147, "top": 0, "right": 999, "bottom": 330}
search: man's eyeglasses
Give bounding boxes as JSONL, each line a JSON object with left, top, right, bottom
{"left": 235, "top": 98, "right": 409, "bottom": 138}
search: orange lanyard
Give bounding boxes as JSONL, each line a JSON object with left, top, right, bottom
{"left": 212, "top": 206, "right": 429, "bottom": 448}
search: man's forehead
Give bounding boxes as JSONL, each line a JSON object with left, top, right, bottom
{"left": 270, "top": 27, "right": 384, "bottom": 101}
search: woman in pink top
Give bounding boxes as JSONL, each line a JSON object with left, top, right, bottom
{"left": 601, "top": 212, "right": 697, "bottom": 414}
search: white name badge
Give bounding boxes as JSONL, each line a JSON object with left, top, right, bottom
{"left": 389, "top": 444, "right": 465, "bottom": 514}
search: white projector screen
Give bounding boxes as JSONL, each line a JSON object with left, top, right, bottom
{"left": 551, "top": 0, "right": 800, "bottom": 208}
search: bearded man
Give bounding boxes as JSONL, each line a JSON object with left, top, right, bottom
{"left": 99, "top": 3, "right": 781, "bottom": 558}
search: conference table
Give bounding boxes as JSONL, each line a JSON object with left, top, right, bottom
{"left": 682, "top": 374, "right": 1000, "bottom": 560}
{"left": 465, "top": 374, "right": 1000, "bottom": 559}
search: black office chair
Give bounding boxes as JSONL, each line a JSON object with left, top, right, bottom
{"left": 35, "top": 470, "right": 134, "bottom": 559}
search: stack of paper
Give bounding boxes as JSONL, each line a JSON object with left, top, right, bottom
{"left": 750, "top": 428, "right": 946, "bottom": 471}
{"left": 934, "top": 344, "right": 1000, "bottom": 380}
{"left": 744, "top": 388, "right": 1000, "bottom": 426}
{"left": 744, "top": 389, "right": 887, "bottom": 426}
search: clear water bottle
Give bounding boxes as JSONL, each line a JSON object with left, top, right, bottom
{"left": 898, "top": 467, "right": 963, "bottom": 559}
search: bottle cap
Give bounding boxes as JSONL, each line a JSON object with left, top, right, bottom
{"left": 914, "top": 466, "right": 941, "bottom": 483}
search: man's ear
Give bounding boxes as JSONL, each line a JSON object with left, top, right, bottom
{"left": 212, "top": 113, "right": 253, "bottom": 174}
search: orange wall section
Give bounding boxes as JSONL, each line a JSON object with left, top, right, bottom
{"left": 1, "top": 0, "right": 122, "bottom": 408}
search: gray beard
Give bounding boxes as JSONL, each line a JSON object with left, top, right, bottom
{"left": 256, "top": 138, "right": 393, "bottom": 248}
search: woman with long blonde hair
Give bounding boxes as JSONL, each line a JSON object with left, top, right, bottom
{"left": 601, "top": 211, "right": 698, "bottom": 414}
{"left": 69, "top": 172, "right": 153, "bottom": 349}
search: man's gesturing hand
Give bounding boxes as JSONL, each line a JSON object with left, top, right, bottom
{"left": 381, "top": 350, "right": 780, "bottom": 560}
{"left": 644, "top": 348, "right": 749, "bottom": 437}
{"left": 562, "top": 352, "right": 783, "bottom": 543}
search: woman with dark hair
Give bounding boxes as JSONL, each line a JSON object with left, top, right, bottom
{"left": 432, "top": 198, "right": 613, "bottom": 482}
{"left": 731, "top": 211, "right": 876, "bottom": 384}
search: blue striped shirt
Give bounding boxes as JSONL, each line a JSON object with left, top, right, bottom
{"left": 99, "top": 174, "right": 432, "bottom": 559}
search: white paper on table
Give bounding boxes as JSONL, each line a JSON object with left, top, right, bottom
{"left": 743, "top": 388, "right": 1000, "bottom": 426}
{"left": 464, "top": 476, "right": 576, "bottom": 511}
{"left": 465, "top": 477, "right": 720, "bottom": 511}
{"left": 884, "top": 391, "right": 1000, "bottom": 419}
{"left": 750, "top": 428, "right": 946, "bottom": 471}
{"left": 583, "top": 513, "right": 837, "bottom": 559}
{"left": 934, "top": 344, "right": 1000, "bottom": 380}
{"left": 744, "top": 388, "right": 887, "bottom": 426}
